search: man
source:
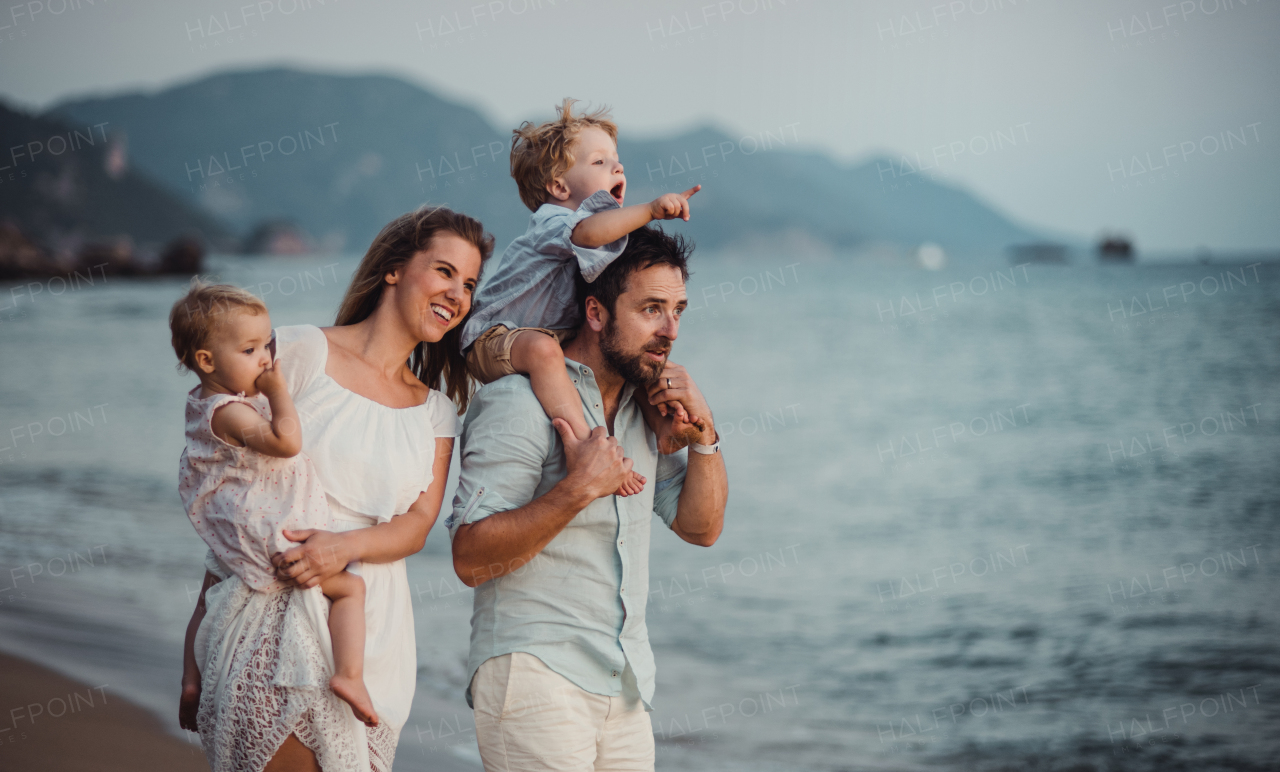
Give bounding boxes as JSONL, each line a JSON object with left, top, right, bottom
{"left": 447, "top": 225, "right": 729, "bottom": 771}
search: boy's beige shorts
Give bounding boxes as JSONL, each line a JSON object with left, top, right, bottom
{"left": 470, "top": 652, "right": 655, "bottom": 772}
{"left": 466, "top": 325, "right": 573, "bottom": 385}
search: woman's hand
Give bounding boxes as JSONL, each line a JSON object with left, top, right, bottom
{"left": 180, "top": 568, "right": 218, "bottom": 733}
{"left": 179, "top": 668, "right": 201, "bottom": 732}
{"left": 271, "top": 529, "right": 356, "bottom": 589}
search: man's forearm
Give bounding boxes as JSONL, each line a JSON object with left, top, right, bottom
{"left": 673, "top": 451, "right": 728, "bottom": 547}
{"left": 571, "top": 205, "right": 652, "bottom": 248}
{"left": 452, "top": 481, "right": 595, "bottom": 587}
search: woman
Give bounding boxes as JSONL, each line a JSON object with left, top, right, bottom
{"left": 178, "top": 206, "right": 492, "bottom": 772}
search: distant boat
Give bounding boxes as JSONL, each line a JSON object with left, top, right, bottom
{"left": 916, "top": 242, "right": 947, "bottom": 270}
{"left": 1008, "top": 243, "right": 1068, "bottom": 264}
{"left": 1097, "top": 235, "right": 1134, "bottom": 262}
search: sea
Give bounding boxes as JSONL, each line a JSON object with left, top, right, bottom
{"left": 1, "top": 251, "right": 1277, "bottom": 772}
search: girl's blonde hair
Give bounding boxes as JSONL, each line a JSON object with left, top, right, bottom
{"left": 511, "top": 98, "right": 618, "bottom": 212}
{"left": 169, "top": 279, "right": 267, "bottom": 373}
{"left": 335, "top": 205, "right": 494, "bottom": 413}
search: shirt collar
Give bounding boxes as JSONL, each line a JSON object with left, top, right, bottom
{"left": 532, "top": 201, "right": 574, "bottom": 223}
{"left": 532, "top": 189, "right": 620, "bottom": 223}
{"left": 563, "top": 357, "right": 637, "bottom": 411}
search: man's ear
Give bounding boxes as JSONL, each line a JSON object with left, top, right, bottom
{"left": 583, "top": 296, "right": 608, "bottom": 333}
{"left": 546, "top": 177, "right": 571, "bottom": 203}
{"left": 194, "top": 349, "right": 216, "bottom": 375}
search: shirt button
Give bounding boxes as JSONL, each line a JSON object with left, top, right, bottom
{"left": 612, "top": 670, "right": 619, "bottom": 677}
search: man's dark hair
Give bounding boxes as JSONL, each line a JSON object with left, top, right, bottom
{"left": 576, "top": 225, "right": 692, "bottom": 319}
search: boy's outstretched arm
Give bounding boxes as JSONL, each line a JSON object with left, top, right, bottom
{"left": 572, "top": 185, "right": 700, "bottom": 248}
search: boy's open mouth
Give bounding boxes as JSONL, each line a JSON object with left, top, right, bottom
{"left": 610, "top": 181, "right": 625, "bottom": 205}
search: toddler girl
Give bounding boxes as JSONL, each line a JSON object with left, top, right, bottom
{"left": 170, "top": 280, "right": 377, "bottom": 727}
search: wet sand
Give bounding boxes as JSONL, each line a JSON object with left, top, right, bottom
{"left": 0, "top": 650, "right": 209, "bottom": 771}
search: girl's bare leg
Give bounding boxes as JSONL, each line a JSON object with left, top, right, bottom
{"left": 321, "top": 571, "right": 378, "bottom": 726}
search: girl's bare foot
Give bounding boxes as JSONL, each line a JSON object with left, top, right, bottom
{"left": 330, "top": 674, "right": 379, "bottom": 727}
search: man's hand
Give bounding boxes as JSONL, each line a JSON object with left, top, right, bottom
{"left": 553, "top": 420, "right": 634, "bottom": 503}
{"left": 271, "top": 529, "right": 353, "bottom": 589}
{"left": 648, "top": 185, "right": 700, "bottom": 222}
{"left": 645, "top": 362, "right": 716, "bottom": 446}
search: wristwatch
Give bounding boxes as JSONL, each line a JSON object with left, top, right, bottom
{"left": 690, "top": 431, "right": 720, "bottom": 455}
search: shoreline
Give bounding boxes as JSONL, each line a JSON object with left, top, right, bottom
{"left": 0, "top": 649, "right": 210, "bottom": 770}
{"left": 0, "top": 561, "right": 481, "bottom": 772}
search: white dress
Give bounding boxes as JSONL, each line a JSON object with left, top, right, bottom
{"left": 194, "top": 324, "right": 460, "bottom": 772}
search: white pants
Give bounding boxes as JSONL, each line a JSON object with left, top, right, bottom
{"left": 471, "top": 652, "right": 655, "bottom": 772}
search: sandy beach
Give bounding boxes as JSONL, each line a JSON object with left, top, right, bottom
{"left": 0, "top": 650, "right": 209, "bottom": 771}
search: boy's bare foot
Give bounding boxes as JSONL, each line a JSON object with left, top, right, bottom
{"left": 656, "top": 418, "right": 706, "bottom": 455}
{"left": 615, "top": 470, "right": 647, "bottom": 497}
{"left": 330, "top": 674, "right": 379, "bottom": 727}
{"left": 652, "top": 399, "right": 706, "bottom": 455}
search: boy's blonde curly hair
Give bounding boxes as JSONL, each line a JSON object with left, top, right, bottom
{"left": 510, "top": 98, "right": 618, "bottom": 212}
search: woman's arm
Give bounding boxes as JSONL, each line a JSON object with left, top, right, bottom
{"left": 272, "top": 438, "right": 454, "bottom": 589}
{"left": 179, "top": 570, "right": 220, "bottom": 732}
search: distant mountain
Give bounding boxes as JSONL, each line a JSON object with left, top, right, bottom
{"left": 0, "top": 102, "right": 234, "bottom": 259}
{"left": 49, "top": 68, "right": 521, "bottom": 254}
{"left": 49, "top": 67, "right": 1043, "bottom": 255}
{"left": 621, "top": 126, "right": 1043, "bottom": 253}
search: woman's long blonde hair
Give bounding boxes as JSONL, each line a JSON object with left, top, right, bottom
{"left": 335, "top": 206, "right": 494, "bottom": 413}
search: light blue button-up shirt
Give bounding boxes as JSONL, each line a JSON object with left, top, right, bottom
{"left": 460, "top": 189, "right": 627, "bottom": 352}
{"left": 446, "top": 359, "right": 688, "bottom": 709}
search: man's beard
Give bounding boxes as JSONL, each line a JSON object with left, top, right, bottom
{"left": 599, "top": 318, "right": 669, "bottom": 387}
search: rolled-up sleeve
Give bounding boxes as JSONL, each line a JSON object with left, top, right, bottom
{"left": 446, "top": 382, "right": 553, "bottom": 539}
{"left": 532, "top": 189, "right": 628, "bottom": 284}
{"left": 652, "top": 448, "right": 688, "bottom": 529}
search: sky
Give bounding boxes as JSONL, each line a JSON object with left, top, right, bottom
{"left": 1, "top": 0, "right": 1277, "bottom": 252}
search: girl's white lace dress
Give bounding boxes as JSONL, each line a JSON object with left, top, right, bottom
{"left": 190, "top": 324, "right": 460, "bottom": 772}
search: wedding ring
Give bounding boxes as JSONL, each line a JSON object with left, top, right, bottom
{"left": 666, "top": 378, "right": 672, "bottom": 389}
